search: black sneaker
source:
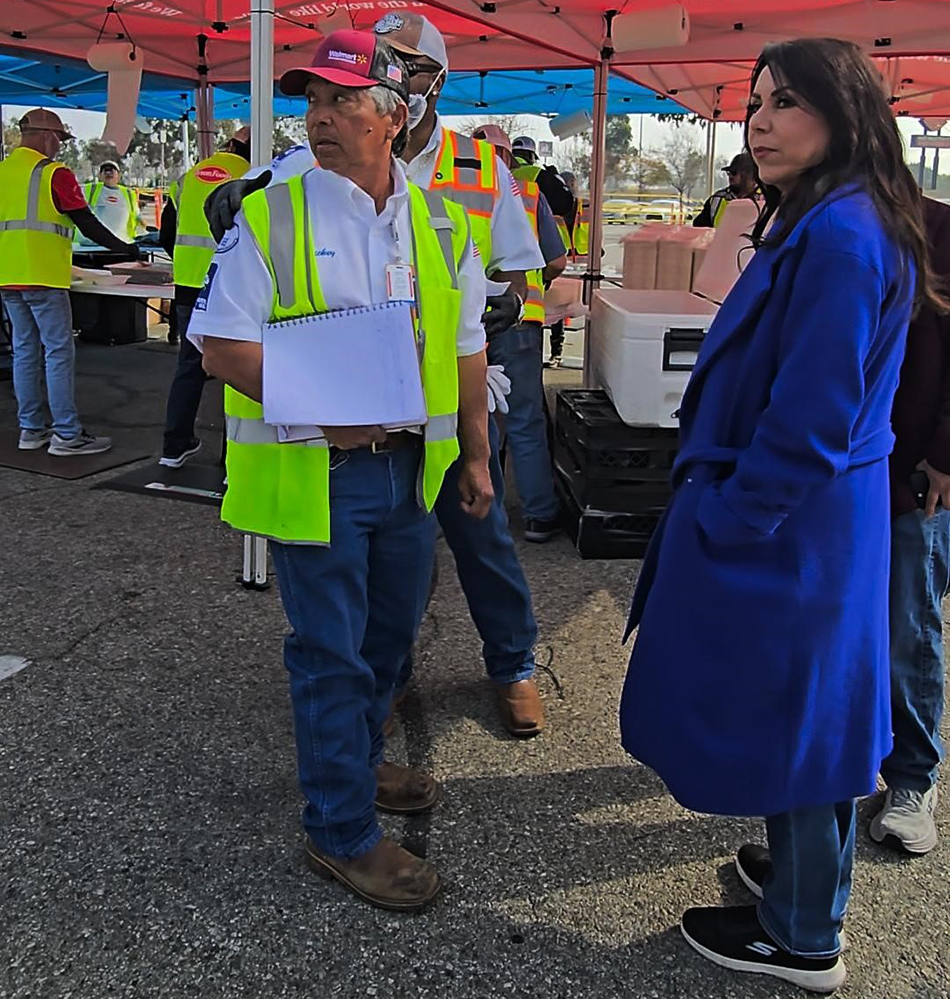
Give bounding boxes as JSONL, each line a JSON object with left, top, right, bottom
{"left": 159, "top": 438, "right": 201, "bottom": 468}
{"left": 524, "top": 516, "right": 561, "bottom": 543}
{"left": 680, "top": 905, "right": 846, "bottom": 993}
{"left": 736, "top": 843, "right": 771, "bottom": 899}
{"left": 734, "top": 847, "right": 850, "bottom": 951}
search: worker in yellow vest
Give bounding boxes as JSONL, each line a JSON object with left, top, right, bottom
{"left": 187, "top": 30, "right": 491, "bottom": 911}
{"left": 158, "top": 127, "right": 250, "bottom": 467}
{"left": 81, "top": 161, "right": 141, "bottom": 242}
{"left": 693, "top": 152, "right": 760, "bottom": 228}
{"left": 201, "top": 12, "right": 549, "bottom": 739}
{"left": 474, "top": 124, "right": 567, "bottom": 543}
{"left": 549, "top": 169, "right": 581, "bottom": 366}
{"left": 0, "top": 109, "right": 140, "bottom": 457}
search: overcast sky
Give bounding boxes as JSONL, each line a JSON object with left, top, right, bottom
{"left": 47, "top": 106, "right": 933, "bottom": 185}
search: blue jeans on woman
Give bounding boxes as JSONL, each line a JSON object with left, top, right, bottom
{"left": 269, "top": 444, "right": 436, "bottom": 859}
{"left": 759, "top": 800, "right": 855, "bottom": 957}
{"left": 880, "top": 508, "right": 950, "bottom": 791}
{"left": 4, "top": 288, "right": 82, "bottom": 438}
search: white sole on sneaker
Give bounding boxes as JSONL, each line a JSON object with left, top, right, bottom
{"left": 868, "top": 813, "right": 938, "bottom": 854}
{"left": 18, "top": 439, "right": 50, "bottom": 451}
{"left": 48, "top": 443, "right": 112, "bottom": 457}
{"left": 680, "top": 924, "right": 847, "bottom": 993}
{"left": 159, "top": 441, "right": 202, "bottom": 468}
{"left": 735, "top": 856, "right": 764, "bottom": 899}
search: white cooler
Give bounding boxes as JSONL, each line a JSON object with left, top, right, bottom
{"left": 588, "top": 200, "right": 759, "bottom": 428}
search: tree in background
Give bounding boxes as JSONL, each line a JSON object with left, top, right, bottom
{"left": 630, "top": 153, "right": 669, "bottom": 193}
{"left": 654, "top": 129, "right": 705, "bottom": 201}
{"left": 604, "top": 114, "right": 636, "bottom": 189}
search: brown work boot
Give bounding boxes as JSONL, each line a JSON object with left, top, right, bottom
{"left": 375, "top": 761, "right": 440, "bottom": 815}
{"left": 497, "top": 677, "right": 545, "bottom": 737}
{"left": 305, "top": 836, "right": 440, "bottom": 911}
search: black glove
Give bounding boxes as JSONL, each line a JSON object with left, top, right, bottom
{"left": 125, "top": 243, "right": 144, "bottom": 261}
{"left": 481, "top": 287, "right": 522, "bottom": 339}
{"left": 205, "top": 170, "right": 272, "bottom": 243}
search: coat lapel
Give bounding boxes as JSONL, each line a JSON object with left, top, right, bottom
{"left": 682, "top": 185, "right": 860, "bottom": 420}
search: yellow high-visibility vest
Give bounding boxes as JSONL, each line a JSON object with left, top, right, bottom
{"left": 514, "top": 177, "right": 545, "bottom": 325}
{"left": 430, "top": 129, "right": 498, "bottom": 267}
{"left": 221, "top": 175, "right": 471, "bottom": 545}
{"left": 84, "top": 181, "right": 139, "bottom": 240}
{"left": 169, "top": 152, "right": 249, "bottom": 288}
{"left": 0, "top": 147, "right": 74, "bottom": 288}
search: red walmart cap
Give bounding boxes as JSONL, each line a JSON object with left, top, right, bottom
{"left": 279, "top": 30, "right": 408, "bottom": 102}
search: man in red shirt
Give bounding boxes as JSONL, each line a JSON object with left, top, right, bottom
{"left": 0, "top": 109, "right": 139, "bottom": 456}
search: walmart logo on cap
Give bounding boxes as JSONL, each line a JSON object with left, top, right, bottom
{"left": 374, "top": 14, "right": 404, "bottom": 33}
{"left": 328, "top": 49, "right": 359, "bottom": 65}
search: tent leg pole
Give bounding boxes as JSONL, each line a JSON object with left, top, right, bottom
{"left": 583, "top": 56, "right": 609, "bottom": 388}
{"left": 250, "top": 0, "right": 275, "bottom": 168}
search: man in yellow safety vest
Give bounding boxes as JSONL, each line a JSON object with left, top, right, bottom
{"left": 187, "top": 30, "right": 492, "bottom": 911}
{"left": 693, "top": 152, "right": 760, "bottom": 228}
{"left": 158, "top": 127, "right": 250, "bottom": 466}
{"left": 0, "top": 108, "right": 140, "bottom": 457}
{"left": 474, "top": 124, "right": 567, "bottom": 542}
{"left": 201, "top": 12, "right": 550, "bottom": 739}
{"left": 82, "top": 160, "right": 141, "bottom": 242}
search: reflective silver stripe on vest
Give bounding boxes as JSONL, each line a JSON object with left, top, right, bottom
{"left": 445, "top": 188, "right": 495, "bottom": 217}
{"left": 226, "top": 415, "right": 279, "bottom": 445}
{"left": 0, "top": 158, "right": 73, "bottom": 240}
{"left": 452, "top": 134, "right": 481, "bottom": 190}
{"left": 175, "top": 234, "right": 218, "bottom": 249}
{"left": 0, "top": 219, "right": 72, "bottom": 237}
{"left": 264, "top": 183, "right": 297, "bottom": 310}
{"left": 226, "top": 415, "right": 330, "bottom": 449}
{"left": 300, "top": 177, "right": 317, "bottom": 312}
{"left": 420, "top": 187, "right": 458, "bottom": 290}
{"left": 425, "top": 412, "right": 458, "bottom": 443}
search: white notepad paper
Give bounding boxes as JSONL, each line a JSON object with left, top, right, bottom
{"left": 261, "top": 301, "right": 427, "bottom": 429}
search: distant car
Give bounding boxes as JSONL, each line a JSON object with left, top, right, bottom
{"left": 602, "top": 199, "right": 639, "bottom": 224}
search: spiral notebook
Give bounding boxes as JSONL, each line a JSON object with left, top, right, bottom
{"left": 261, "top": 301, "right": 426, "bottom": 429}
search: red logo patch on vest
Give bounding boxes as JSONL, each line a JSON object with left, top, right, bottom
{"left": 195, "top": 165, "right": 231, "bottom": 184}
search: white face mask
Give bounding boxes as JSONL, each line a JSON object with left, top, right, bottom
{"left": 408, "top": 68, "right": 445, "bottom": 131}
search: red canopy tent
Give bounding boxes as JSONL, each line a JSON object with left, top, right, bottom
{"left": 6, "top": 0, "right": 950, "bottom": 348}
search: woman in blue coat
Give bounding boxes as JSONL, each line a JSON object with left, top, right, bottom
{"left": 620, "top": 39, "right": 945, "bottom": 993}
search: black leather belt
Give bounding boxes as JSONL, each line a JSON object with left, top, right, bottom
{"left": 370, "top": 432, "right": 421, "bottom": 453}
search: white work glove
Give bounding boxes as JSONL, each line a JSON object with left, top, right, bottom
{"left": 486, "top": 364, "right": 511, "bottom": 415}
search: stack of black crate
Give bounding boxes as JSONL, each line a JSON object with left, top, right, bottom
{"left": 553, "top": 389, "right": 678, "bottom": 559}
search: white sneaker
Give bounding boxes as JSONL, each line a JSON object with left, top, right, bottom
{"left": 48, "top": 431, "right": 113, "bottom": 457}
{"left": 18, "top": 428, "right": 52, "bottom": 450}
{"left": 869, "top": 785, "right": 938, "bottom": 855}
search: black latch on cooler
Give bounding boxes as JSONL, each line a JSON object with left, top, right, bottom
{"left": 662, "top": 327, "right": 705, "bottom": 372}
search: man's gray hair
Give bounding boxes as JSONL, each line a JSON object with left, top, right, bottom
{"left": 367, "top": 85, "right": 404, "bottom": 118}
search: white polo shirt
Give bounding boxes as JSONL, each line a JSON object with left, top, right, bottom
{"left": 405, "top": 116, "right": 543, "bottom": 276}
{"left": 187, "top": 159, "right": 486, "bottom": 359}
{"left": 248, "top": 122, "right": 543, "bottom": 277}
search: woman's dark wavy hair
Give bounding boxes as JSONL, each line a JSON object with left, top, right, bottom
{"left": 746, "top": 38, "right": 946, "bottom": 312}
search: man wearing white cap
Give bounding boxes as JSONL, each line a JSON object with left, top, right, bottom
{"left": 0, "top": 108, "right": 140, "bottom": 456}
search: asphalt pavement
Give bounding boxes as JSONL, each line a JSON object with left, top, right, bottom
{"left": 0, "top": 338, "right": 947, "bottom": 999}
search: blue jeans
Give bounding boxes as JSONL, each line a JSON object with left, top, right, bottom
{"left": 4, "top": 288, "right": 82, "bottom": 438}
{"left": 759, "top": 800, "right": 855, "bottom": 957}
{"left": 269, "top": 444, "right": 436, "bottom": 859}
{"left": 881, "top": 509, "right": 950, "bottom": 791}
{"left": 397, "top": 415, "right": 537, "bottom": 688}
{"left": 487, "top": 323, "right": 559, "bottom": 521}
{"left": 163, "top": 301, "right": 209, "bottom": 454}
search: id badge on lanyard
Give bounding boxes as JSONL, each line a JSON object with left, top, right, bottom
{"left": 387, "top": 215, "right": 425, "bottom": 360}
{"left": 385, "top": 262, "right": 415, "bottom": 302}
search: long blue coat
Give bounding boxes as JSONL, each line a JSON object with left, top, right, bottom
{"left": 619, "top": 186, "right": 916, "bottom": 817}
